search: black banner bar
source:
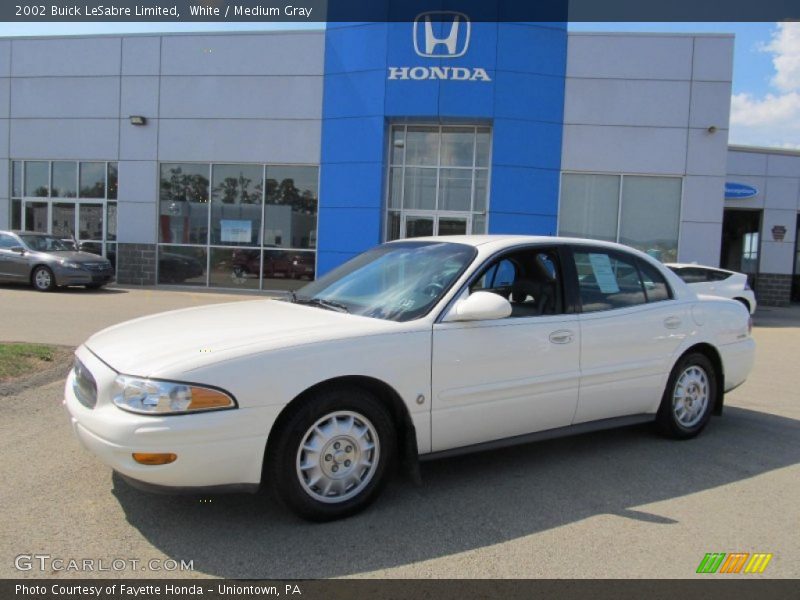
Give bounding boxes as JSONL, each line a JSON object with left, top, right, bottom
{"left": 4, "top": 579, "right": 800, "bottom": 600}
{"left": 2, "top": 1, "right": 800, "bottom": 23}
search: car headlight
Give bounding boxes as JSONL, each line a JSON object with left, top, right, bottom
{"left": 112, "top": 375, "right": 236, "bottom": 415}
{"left": 62, "top": 260, "right": 83, "bottom": 269}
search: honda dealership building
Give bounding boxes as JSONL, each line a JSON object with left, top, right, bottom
{"left": 1, "top": 17, "right": 799, "bottom": 304}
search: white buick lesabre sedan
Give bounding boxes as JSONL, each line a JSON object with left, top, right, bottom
{"left": 64, "top": 236, "right": 755, "bottom": 521}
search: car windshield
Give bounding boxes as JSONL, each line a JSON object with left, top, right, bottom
{"left": 293, "top": 241, "right": 477, "bottom": 322}
{"left": 19, "top": 234, "right": 71, "bottom": 252}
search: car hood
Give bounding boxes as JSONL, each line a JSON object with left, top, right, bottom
{"left": 84, "top": 299, "right": 400, "bottom": 378}
{"left": 45, "top": 251, "right": 108, "bottom": 263}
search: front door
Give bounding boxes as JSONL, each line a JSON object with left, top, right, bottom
{"left": 431, "top": 246, "right": 580, "bottom": 452}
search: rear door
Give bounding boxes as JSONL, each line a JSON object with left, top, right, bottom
{"left": 431, "top": 245, "right": 581, "bottom": 452}
{"left": 570, "top": 246, "right": 689, "bottom": 423}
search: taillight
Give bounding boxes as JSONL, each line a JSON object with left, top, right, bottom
{"left": 748, "top": 317, "right": 753, "bottom": 335}
{"left": 744, "top": 280, "right": 752, "bottom": 290}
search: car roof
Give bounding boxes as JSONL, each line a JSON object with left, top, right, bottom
{"left": 391, "top": 234, "right": 657, "bottom": 255}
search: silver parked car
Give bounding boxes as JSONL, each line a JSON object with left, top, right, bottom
{"left": 0, "top": 230, "right": 114, "bottom": 292}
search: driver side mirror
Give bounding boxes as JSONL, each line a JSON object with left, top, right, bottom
{"left": 443, "top": 291, "right": 512, "bottom": 323}
{"left": 10, "top": 246, "right": 25, "bottom": 254}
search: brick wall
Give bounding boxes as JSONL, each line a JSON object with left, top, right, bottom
{"left": 756, "top": 273, "right": 792, "bottom": 307}
{"left": 116, "top": 243, "right": 156, "bottom": 286}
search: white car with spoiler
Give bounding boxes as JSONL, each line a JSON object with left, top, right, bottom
{"left": 65, "top": 236, "right": 755, "bottom": 521}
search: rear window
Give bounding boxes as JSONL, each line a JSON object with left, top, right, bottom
{"left": 706, "top": 269, "right": 733, "bottom": 282}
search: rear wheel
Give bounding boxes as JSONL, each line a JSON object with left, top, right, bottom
{"left": 266, "top": 386, "right": 396, "bottom": 521}
{"left": 656, "top": 352, "right": 717, "bottom": 439}
{"left": 31, "top": 266, "right": 56, "bottom": 292}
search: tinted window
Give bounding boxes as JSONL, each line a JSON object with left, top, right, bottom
{"left": 159, "top": 163, "right": 210, "bottom": 244}
{"left": 669, "top": 267, "right": 707, "bottom": 284}
{"left": 210, "top": 163, "right": 263, "bottom": 246}
{"left": 0, "top": 233, "right": 18, "bottom": 249}
{"left": 264, "top": 166, "right": 319, "bottom": 249}
{"left": 470, "top": 248, "right": 564, "bottom": 317}
{"left": 574, "top": 250, "right": 646, "bottom": 312}
{"left": 706, "top": 269, "right": 733, "bottom": 282}
{"left": 638, "top": 259, "right": 672, "bottom": 303}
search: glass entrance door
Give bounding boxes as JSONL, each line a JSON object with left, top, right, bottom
{"left": 401, "top": 213, "right": 471, "bottom": 238}
{"left": 21, "top": 199, "right": 111, "bottom": 258}
{"left": 720, "top": 209, "right": 762, "bottom": 290}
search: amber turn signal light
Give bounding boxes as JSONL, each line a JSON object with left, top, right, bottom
{"left": 132, "top": 452, "right": 177, "bottom": 465}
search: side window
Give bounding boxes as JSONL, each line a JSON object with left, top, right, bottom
{"left": 638, "top": 259, "right": 672, "bottom": 303}
{"left": 472, "top": 259, "right": 517, "bottom": 292}
{"left": 469, "top": 248, "right": 564, "bottom": 317}
{"left": 574, "top": 250, "right": 646, "bottom": 312}
{"left": 706, "top": 269, "right": 732, "bottom": 282}
{"left": 0, "top": 234, "right": 18, "bottom": 249}
{"left": 677, "top": 267, "right": 707, "bottom": 284}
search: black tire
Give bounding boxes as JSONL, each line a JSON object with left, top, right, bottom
{"left": 266, "top": 386, "right": 396, "bottom": 521}
{"left": 31, "top": 266, "right": 57, "bottom": 292}
{"left": 656, "top": 352, "right": 717, "bottom": 439}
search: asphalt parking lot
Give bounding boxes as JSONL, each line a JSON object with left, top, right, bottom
{"left": 0, "top": 284, "right": 798, "bottom": 579}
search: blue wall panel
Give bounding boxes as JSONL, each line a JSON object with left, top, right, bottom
{"left": 489, "top": 213, "right": 558, "bottom": 236}
{"left": 318, "top": 6, "right": 567, "bottom": 275}
{"left": 489, "top": 166, "right": 560, "bottom": 215}
{"left": 318, "top": 162, "right": 384, "bottom": 209}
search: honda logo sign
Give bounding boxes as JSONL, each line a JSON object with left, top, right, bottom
{"left": 387, "top": 12, "right": 491, "bottom": 82}
{"left": 413, "top": 11, "right": 471, "bottom": 58}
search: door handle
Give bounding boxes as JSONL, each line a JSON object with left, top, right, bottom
{"left": 549, "top": 330, "right": 574, "bottom": 344}
{"left": 664, "top": 316, "right": 682, "bottom": 329}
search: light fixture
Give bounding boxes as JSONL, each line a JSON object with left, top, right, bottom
{"left": 129, "top": 115, "right": 147, "bottom": 126}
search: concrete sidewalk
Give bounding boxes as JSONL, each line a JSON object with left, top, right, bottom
{"left": 0, "top": 284, "right": 258, "bottom": 346}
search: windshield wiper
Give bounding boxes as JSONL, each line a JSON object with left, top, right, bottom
{"left": 290, "top": 294, "right": 349, "bottom": 313}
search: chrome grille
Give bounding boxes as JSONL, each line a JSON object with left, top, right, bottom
{"left": 83, "top": 262, "right": 109, "bottom": 272}
{"left": 72, "top": 359, "right": 98, "bottom": 409}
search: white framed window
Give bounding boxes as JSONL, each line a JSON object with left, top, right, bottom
{"left": 10, "top": 159, "right": 118, "bottom": 265}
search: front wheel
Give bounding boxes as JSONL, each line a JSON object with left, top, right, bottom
{"left": 656, "top": 353, "right": 717, "bottom": 439}
{"left": 266, "top": 387, "right": 396, "bottom": 521}
{"left": 32, "top": 266, "right": 57, "bottom": 292}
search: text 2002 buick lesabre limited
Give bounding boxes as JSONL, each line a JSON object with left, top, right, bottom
{"left": 64, "top": 236, "right": 755, "bottom": 521}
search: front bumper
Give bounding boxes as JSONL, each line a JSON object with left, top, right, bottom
{"left": 54, "top": 266, "right": 115, "bottom": 286}
{"left": 64, "top": 346, "right": 281, "bottom": 491}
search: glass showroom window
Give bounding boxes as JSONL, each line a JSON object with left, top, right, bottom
{"left": 9, "top": 160, "right": 118, "bottom": 260}
{"left": 158, "top": 162, "right": 319, "bottom": 291}
{"left": 559, "top": 173, "right": 682, "bottom": 262}
{"left": 386, "top": 124, "right": 491, "bottom": 241}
